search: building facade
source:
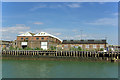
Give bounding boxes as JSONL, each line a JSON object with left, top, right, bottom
{"left": 62, "top": 40, "right": 107, "bottom": 51}
{"left": 0, "top": 40, "right": 12, "bottom": 50}
{"left": 16, "top": 32, "right": 62, "bottom": 50}
{"left": 108, "top": 45, "right": 120, "bottom": 51}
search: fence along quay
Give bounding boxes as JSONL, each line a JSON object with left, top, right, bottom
{"left": 1, "top": 50, "right": 120, "bottom": 62}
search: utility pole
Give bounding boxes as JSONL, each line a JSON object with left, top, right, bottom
{"left": 80, "top": 30, "right": 83, "bottom": 40}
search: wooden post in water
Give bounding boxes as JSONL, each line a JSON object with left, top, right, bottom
{"left": 87, "top": 51, "right": 88, "bottom": 57}
{"left": 66, "top": 51, "right": 67, "bottom": 57}
{"left": 8, "top": 51, "right": 10, "bottom": 55}
{"left": 56, "top": 51, "right": 57, "bottom": 56}
{"left": 95, "top": 52, "right": 96, "bottom": 58}
{"left": 15, "top": 50, "right": 16, "bottom": 56}
{"left": 90, "top": 52, "right": 91, "bottom": 57}
{"left": 61, "top": 51, "right": 62, "bottom": 57}
{"left": 81, "top": 51, "right": 83, "bottom": 57}
{"left": 70, "top": 51, "right": 72, "bottom": 56}
{"left": 117, "top": 52, "right": 119, "bottom": 60}
{"left": 69, "top": 51, "right": 70, "bottom": 57}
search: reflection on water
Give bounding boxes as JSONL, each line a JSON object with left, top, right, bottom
{"left": 2, "top": 59, "right": 118, "bottom": 78}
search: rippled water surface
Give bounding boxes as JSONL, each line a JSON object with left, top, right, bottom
{"left": 2, "top": 59, "right": 118, "bottom": 78}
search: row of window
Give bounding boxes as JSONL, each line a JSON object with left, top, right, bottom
{"left": 64, "top": 45, "right": 104, "bottom": 48}
{"left": 21, "top": 37, "right": 44, "bottom": 40}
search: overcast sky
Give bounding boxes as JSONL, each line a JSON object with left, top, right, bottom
{"left": 2, "top": 2, "right": 118, "bottom": 45}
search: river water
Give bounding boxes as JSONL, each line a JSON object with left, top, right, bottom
{"left": 2, "top": 59, "right": 118, "bottom": 78}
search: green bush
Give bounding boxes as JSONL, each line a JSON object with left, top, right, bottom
{"left": 9, "top": 46, "right": 14, "bottom": 50}
{"left": 50, "top": 46, "right": 56, "bottom": 50}
{"left": 78, "top": 46, "right": 82, "bottom": 51}
{"left": 100, "top": 48, "right": 104, "bottom": 51}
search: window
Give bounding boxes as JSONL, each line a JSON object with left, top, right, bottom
{"left": 93, "top": 45, "right": 97, "bottom": 48}
{"left": 36, "top": 38, "right": 39, "bottom": 40}
{"left": 41, "top": 37, "right": 44, "bottom": 40}
{"left": 100, "top": 45, "right": 104, "bottom": 48}
{"left": 79, "top": 45, "right": 82, "bottom": 48}
{"left": 21, "top": 38, "right": 23, "bottom": 40}
{"left": 25, "top": 38, "right": 28, "bottom": 40}
{"left": 86, "top": 45, "right": 89, "bottom": 48}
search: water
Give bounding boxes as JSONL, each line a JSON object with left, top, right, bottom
{"left": 2, "top": 59, "right": 118, "bottom": 78}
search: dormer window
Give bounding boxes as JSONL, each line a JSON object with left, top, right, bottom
{"left": 21, "top": 38, "right": 23, "bottom": 40}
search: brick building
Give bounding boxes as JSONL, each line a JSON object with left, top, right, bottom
{"left": 62, "top": 40, "right": 107, "bottom": 51}
{"left": 16, "top": 32, "right": 62, "bottom": 50}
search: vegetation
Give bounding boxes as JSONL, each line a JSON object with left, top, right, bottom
{"left": 109, "top": 48, "right": 112, "bottom": 52}
{"left": 34, "top": 47, "right": 43, "bottom": 50}
{"left": 49, "top": 46, "right": 56, "bottom": 50}
{"left": 100, "top": 48, "right": 104, "bottom": 51}
{"left": 69, "top": 46, "right": 82, "bottom": 51}
{"left": 24, "top": 47, "right": 33, "bottom": 50}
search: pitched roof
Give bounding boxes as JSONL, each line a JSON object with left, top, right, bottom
{"left": 62, "top": 40, "right": 107, "bottom": 44}
{"left": 34, "top": 32, "right": 62, "bottom": 42}
{"left": 18, "top": 32, "right": 35, "bottom": 36}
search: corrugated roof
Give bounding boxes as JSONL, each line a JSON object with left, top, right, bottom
{"left": 62, "top": 40, "right": 107, "bottom": 44}
{"left": 34, "top": 32, "right": 62, "bottom": 42}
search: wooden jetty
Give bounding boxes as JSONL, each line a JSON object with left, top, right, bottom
{"left": 1, "top": 50, "right": 120, "bottom": 62}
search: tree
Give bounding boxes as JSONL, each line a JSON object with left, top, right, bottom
{"left": 100, "top": 48, "right": 104, "bottom": 51}
{"left": 77, "top": 46, "right": 82, "bottom": 51}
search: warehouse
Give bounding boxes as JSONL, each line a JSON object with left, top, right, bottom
{"left": 62, "top": 40, "right": 107, "bottom": 51}
{"left": 16, "top": 32, "right": 62, "bottom": 50}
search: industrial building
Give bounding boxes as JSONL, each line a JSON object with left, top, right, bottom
{"left": 16, "top": 32, "right": 62, "bottom": 50}
{"left": 62, "top": 40, "right": 107, "bottom": 51}
{"left": 16, "top": 32, "right": 108, "bottom": 50}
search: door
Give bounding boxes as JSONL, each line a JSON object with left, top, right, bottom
{"left": 21, "top": 42, "right": 27, "bottom": 49}
{"left": 41, "top": 42, "right": 47, "bottom": 50}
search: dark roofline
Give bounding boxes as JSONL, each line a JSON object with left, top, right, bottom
{"left": 62, "top": 39, "right": 107, "bottom": 44}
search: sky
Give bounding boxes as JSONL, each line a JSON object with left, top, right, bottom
{"left": 1, "top": 2, "right": 118, "bottom": 45}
